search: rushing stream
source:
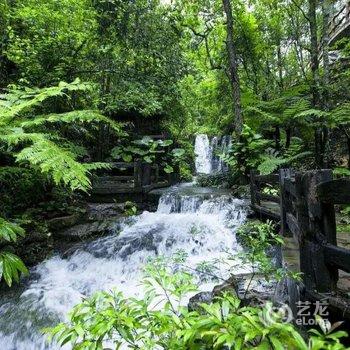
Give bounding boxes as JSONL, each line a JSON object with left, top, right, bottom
{"left": 0, "top": 135, "right": 247, "bottom": 350}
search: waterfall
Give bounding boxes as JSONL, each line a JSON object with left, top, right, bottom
{"left": 195, "top": 134, "right": 232, "bottom": 175}
{"left": 194, "top": 134, "right": 212, "bottom": 174}
{"left": 0, "top": 185, "right": 247, "bottom": 350}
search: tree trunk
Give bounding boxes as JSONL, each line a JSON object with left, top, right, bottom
{"left": 308, "top": 0, "right": 320, "bottom": 107}
{"left": 321, "top": 0, "right": 331, "bottom": 109}
{"left": 275, "top": 126, "right": 281, "bottom": 150}
{"left": 277, "top": 44, "right": 284, "bottom": 90}
{"left": 222, "top": 0, "right": 243, "bottom": 137}
{"left": 285, "top": 127, "right": 292, "bottom": 149}
{"left": 348, "top": 136, "right": 350, "bottom": 169}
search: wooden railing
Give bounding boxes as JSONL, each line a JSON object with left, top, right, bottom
{"left": 250, "top": 169, "right": 350, "bottom": 296}
{"left": 92, "top": 161, "right": 179, "bottom": 196}
{"left": 250, "top": 171, "right": 280, "bottom": 221}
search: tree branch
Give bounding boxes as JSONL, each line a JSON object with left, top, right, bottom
{"left": 290, "top": 0, "right": 310, "bottom": 22}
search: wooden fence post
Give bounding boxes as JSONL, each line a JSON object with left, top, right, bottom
{"left": 295, "top": 170, "right": 338, "bottom": 293}
{"left": 134, "top": 161, "right": 142, "bottom": 189}
{"left": 141, "top": 162, "right": 152, "bottom": 187}
{"left": 250, "top": 170, "right": 259, "bottom": 207}
{"left": 279, "top": 169, "right": 294, "bottom": 236}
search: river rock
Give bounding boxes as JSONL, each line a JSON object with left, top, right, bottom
{"left": 54, "top": 220, "right": 119, "bottom": 241}
{"left": 86, "top": 203, "right": 125, "bottom": 221}
{"left": 188, "top": 291, "right": 214, "bottom": 312}
{"left": 212, "top": 275, "right": 239, "bottom": 298}
{"left": 47, "top": 213, "right": 82, "bottom": 232}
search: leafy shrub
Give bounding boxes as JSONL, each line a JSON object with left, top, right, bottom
{"left": 0, "top": 166, "right": 47, "bottom": 216}
{"left": 47, "top": 259, "right": 348, "bottom": 349}
{"left": 0, "top": 218, "right": 28, "bottom": 286}
{"left": 196, "top": 173, "right": 231, "bottom": 188}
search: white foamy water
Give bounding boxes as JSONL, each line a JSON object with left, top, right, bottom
{"left": 195, "top": 134, "right": 212, "bottom": 174}
{"left": 194, "top": 134, "right": 232, "bottom": 175}
{"left": 0, "top": 187, "right": 247, "bottom": 350}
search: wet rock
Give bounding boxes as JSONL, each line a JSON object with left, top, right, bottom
{"left": 212, "top": 275, "right": 239, "bottom": 298}
{"left": 86, "top": 203, "right": 124, "bottom": 221}
{"left": 47, "top": 213, "right": 82, "bottom": 232}
{"left": 54, "top": 220, "right": 118, "bottom": 242}
{"left": 188, "top": 291, "right": 213, "bottom": 312}
{"left": 112, "top": 228, "right": 163, "bottom": 259}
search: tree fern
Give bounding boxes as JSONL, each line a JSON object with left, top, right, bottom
{"left": 21, "top": 110, "right": 123, "bottom": 133}
{"left": 258, "top": 151, "right": 312, "bottom": 175}
{"left": 0, "top": 78, "right": 91, "bottom": 125}
{"left": 282, "top": 98, "right": 311, "bottom": 121}
{"left": 294, "top": 109, "right": 331, "bottom": 125}
{"left": 333, "top": 103, "right": 350, "bottom": 125}
{"left": 0, "top": 80, "right": 123, "bottom": 192}
{"left": 15, "top": 138, "right": 110, "bottom": 191}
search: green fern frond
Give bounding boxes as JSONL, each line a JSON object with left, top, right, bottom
{"left": 0, "top": 129, "right": 48, "bottom": 145}
{"left": 15, "top": 139, "right": 91, "bottom": 191}
{"left": 0, "top": 78, "right": 91, "bottom": 125}
{"left": 0, "top": 218, "right": 28, "bottom": 287}
{"left": 245, "top": 106, "right": 280, "bottom": 124}
{"left": 84, "top": 162, "right": 111, "bottom": 171}
{"left": 333, "top": 103, "right": 350, "bottom": 125}
{"left": 21, "top": 110, "right": 123, "bottom": 132}
{"left": 294, "top": 109, "right": 330, "bottom": 122}
{"left": 258, "top": 156, "right": 286, "bottom": 175}
{"left": 282, "top": 99, "right": 311, "bottom": 120}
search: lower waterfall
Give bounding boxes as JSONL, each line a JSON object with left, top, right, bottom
{"left": 0, "top": 184, "right": 247, "bottom": 350}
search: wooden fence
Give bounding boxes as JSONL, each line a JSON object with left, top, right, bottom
{"left": 250, "top": 169, "right": 350, "bottom": 297}
{"left": 92, "top": 161, "right": 179, "bottom": 196}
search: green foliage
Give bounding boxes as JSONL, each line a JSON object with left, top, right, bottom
{"left": 237, "top": 221, "right": 301, "bottom": 284}
{"left": 0, "top": 218, "right": 28, "bottom": 286}
{"left": 46, "top": 258, "right": 347, "bottom": 349}
{"left": 0, "top": 80, "right": 120, "bottom": 192}
{"left": 0, "top": 166, "right": 47, "bottom": 216}
{"left": 220, "top": 125, "right": 271, "bottom": 177}
{"left": 123, "top": 201, "right": 138, "bottom": 217}
{"left": 111, "top": 136, "right": 185, "bottom": 174}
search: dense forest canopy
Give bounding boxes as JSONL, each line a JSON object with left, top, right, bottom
{"left": 0, "top": 0, "right": 350, "bottom": 348}
{"left": 2, "top": 0, "right": 349, "bottom": 167}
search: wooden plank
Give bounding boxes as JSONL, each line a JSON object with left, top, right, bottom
{"left": 284, "top": 178, "right": 297, "bottom": 198}
{"left": 256, "top": 192, "right": 280, "bottom": 203}
{"left": 316, "top": 178, "right": 350, "bottom": 204}
{"left": 93, "top": 176, "right": 134, "bottom": 183}
{"left": 251, "top": 204, "right": 280, "bottom": 221}
{"left": 286, "top": 213, "right": 300, "bottom": 239}
{"left": 109, "top": 162, "right": 135, "bottom": 169}
{"left": 91, "top": 185, "right": 139, "bottom": 194}
{"left": 279, "top": 169, "right": 295, "bottom": 236}
{"left": 250, "top": 170, "right": 258, "bottom": 207}
{"left": 324, "top": 244, "right": 350, "bottom": 273}
{"left": 297, "top": 170, "right": 338, "bottom": 293}
{"left": 255, "top": 174, "right": 279, "bottom": 184}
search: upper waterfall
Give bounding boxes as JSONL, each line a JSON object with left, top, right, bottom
{"left": 194, "top": 134, "right": 232, "bottom": 175}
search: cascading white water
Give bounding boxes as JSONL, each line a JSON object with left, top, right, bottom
{"left": 194, "top": 134, "right": 212, "bottom": 174}
{"left": 0, "top": 187, "right": 247, "bottom": 350}
{"left": 195, "top": 134, "right": 232, "bottom": 175}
